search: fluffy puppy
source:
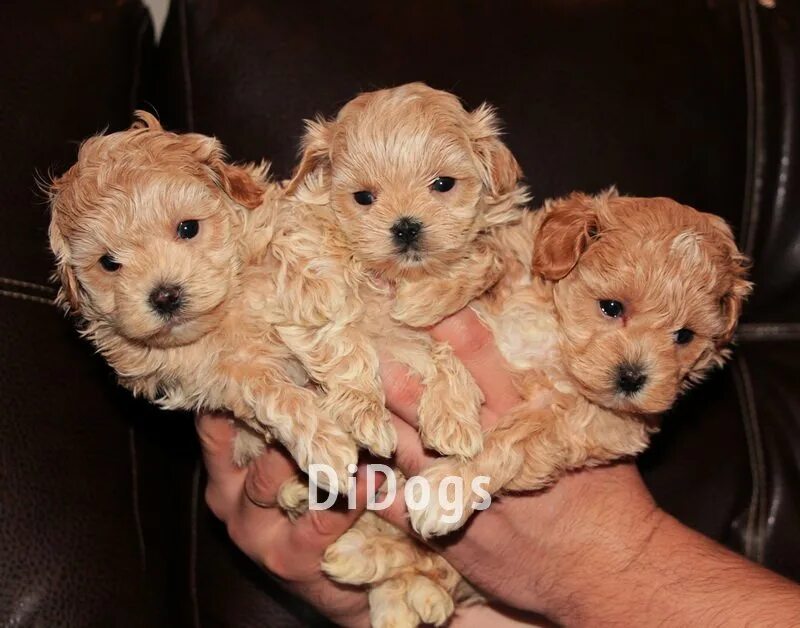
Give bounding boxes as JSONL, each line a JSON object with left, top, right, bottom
{"left": 48, "top": 112, "right": 360, "bottom": 492}
{"left": 409, "top": 190, "right": 752, "bottom": 538}
{"left": 285, "top": 84, "right": 529, "bottom": 627}
{"left": 287, "top": 81, "right": 529, "bottom": 327}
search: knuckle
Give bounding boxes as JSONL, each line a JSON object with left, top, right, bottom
{"left": 440, "top": 315, "right": 493, "bottom": 356}
{"left": 385, "top": 371, "right": 422, "bottom": 408}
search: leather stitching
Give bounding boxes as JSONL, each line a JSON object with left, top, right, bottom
{"left": 0, "top": 289, "right": 54, "bottom": 306}
{"left": 737, "top": 322, "right": 800, "bottom": 341}
{"left": 733, "top": 355, "right": 767, "bottom": 563}
{"left": 0, "top": 276, "right": 56, "bottom": 294}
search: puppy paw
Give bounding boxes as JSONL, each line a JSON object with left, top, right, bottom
{"left": 418, "top": 412, "right": 483, "bottom": 459}
{"left": 277, "top": 476, "right": 309, "bottom": 521}
{"left": 405, "top": 575, "right": 454, "bottom": 627}
{"left": 304, "top": 427, "right": 358, "bottom": 494}
{"left": 323, "top": 525, "right": 417, "bottom": 585}
{"left": 231, "top": 425, "right": 267, "bottom": 467}
{"left": 408, "top": 462, "right": 476, "bottom": 538}
{"left": 370, "top": 580, "right": 421, "bottom": 628}
{"left": 351, "top": 408, "right": 397, "bottom": 458}
{"left": 325, "top": 389, "right": 396, "bottom": 458}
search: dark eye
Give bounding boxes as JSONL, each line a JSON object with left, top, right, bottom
{"left": 431, "top": 176, "right": 455, "bottom": 192}
{"left": 353, "top": 191, "right": 375, "bottom": 206}
{"left": 674, "top": 328, "right": 695, "bottom": 345}
{"left": 599, "top": 299, "right": 624, "bottom": 318}
{"left": 99, "top": 254, "right": 121, "bottom": 272}
{"left": 177, "top": 219, "right": 199, "bottom": 239}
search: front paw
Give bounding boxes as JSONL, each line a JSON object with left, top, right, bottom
{"left": 418, "top": 347, "right": 484, "bottom": 458}
{"left": 325, "top": 390, "right": 397, "bottom": 458}
{"left": 304, "top": 428, "right": 358, "bottom": 495}
{"left": 408, "top": 463, "right": 476, "bottom": 538}
{"left": 405, "top": 575, "right": 454, "bottom": 627}
{"left": 418, "top": 412, "right": 483, "bottom": 460}
{"left": 277, "top": 476, "right": 309, "bottom": 521}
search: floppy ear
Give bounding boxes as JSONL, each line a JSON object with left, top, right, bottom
{"left": 182, "top": 133, "right": 266, "bottom": 210}
{"left": 532, "top": 192, "right": 598, "bottom": 281}
{"left": 285, "top": 117, "right": 334, "bottom": 194}
{"left": 130, "top": 109, "right": 163, "bottom": 132}
{"left": 47, "top": 196, "right": 82, "bottom": 313}
{"left": 469, "top": 103, "right": 523, "bottom": 200}
{"left": 706, "top": 215, "right": 753, "bottom": 345}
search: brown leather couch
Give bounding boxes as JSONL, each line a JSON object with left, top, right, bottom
{"left": 1, "top": 0, "right": 798, "bottom": 625}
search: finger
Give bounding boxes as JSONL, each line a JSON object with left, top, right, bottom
{"left": 196, "top": 413, "right": 247, "bottom": 519}
{"left": 390, "top": 413, "right": 436, "bottom": 477}
{"left": 379, "top": 358, "right": 423, "bottom": 427}
{"left": 288, "top": 463, "right": 383, "bottom": 556}
{"left": 430, "top": 308, "right": 521, "bottom": 417}
{"left": 243, "top": 443, "right": 299, "bottom": 509}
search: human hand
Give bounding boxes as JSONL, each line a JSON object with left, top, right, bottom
{"left": 196, "top": 414, "right": 372, "bottom": 627}
{"left": 376, "top": 307, "right": 662, "bottom": 621}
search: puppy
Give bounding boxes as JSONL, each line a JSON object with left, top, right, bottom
{"left": 408, "top": 190, "right": 752, "bottom": 538}
{"left": 286, "top": 83, "right": 529, "bottom": 627}
{"left": 287, "top": 81, "right": 529, "bottom": 327}
{"left": 48, "top": 112, "right": 363, "bottom": 493}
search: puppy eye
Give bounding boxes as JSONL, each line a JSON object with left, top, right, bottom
{"left": 99, "top": 254, "right": 121, "bottom": 272}
{"left": 430, "top": 177, "right": 456, "bottom": 193}
{"left": 674, "top": 328, "right": 695, "bottom": 345}
{"left": 353, "top": 191, "right": 375, "bottom": 206}
{"left": 599, "top": 299, "right": 624, "bottom": 318}
{"left": 177, "top": 219, "right": 200, "bottom": 239}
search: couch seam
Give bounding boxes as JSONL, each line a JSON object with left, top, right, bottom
{"left": 0, "top": 290, "right": 54, "bottom": 306}
{"left": 178, "top": 0, "right": 195, "bottom": 131}
{"left": 0, "top": 277, "right": 56, "bottom": 294}
{"left": 732, "top": 354, "right": 767, "bottom": 563}
{"left": 737, "top": 322, "right": 800, "bottom": 340}
{"left": 130, "top": 427, "right": 147, "bottom": 573}
{"left": 739, "top": 0, "right": 765, "bottom": 258}
{"left": 190, "top": 460, "right": 201, "bottom": 628}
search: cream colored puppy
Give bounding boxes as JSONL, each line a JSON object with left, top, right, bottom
{"left": 48, "top": 113, "right": 367, "bottom": 492}
{"left": 285, "top": 83, "right": 529, "bottom": 627}
{"left": 408, "top": 190, "right": 752, "bottom": 538}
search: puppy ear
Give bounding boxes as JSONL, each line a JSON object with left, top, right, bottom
{"left": 47, "top": 188, "right": 82, "bottom": 313}
{"left": 285, "top": 117, "right": 334, "bottom": 194}
{"left": 131, "top": 110, "right": 163, "bottom": 131}
{"left": 706, "top": 215, "right": 753, "bottom": 345}
{"left": 469, "top": 104, "right": 523, "bottom": 200}
{"left": 533, "top": 192, "right": 598, "bottom": 280}
{"left": 183, "top": 133, "right": 266, "bottom": 210}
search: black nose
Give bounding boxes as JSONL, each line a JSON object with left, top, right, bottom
{"left": 616, "top": 363, "right": 647, "bottom": 395}
{"left": 149, "top": 284, "right": 183, "bottom": 315}
{"left": 390, "top": 217, "right": 423, "bottom": 249}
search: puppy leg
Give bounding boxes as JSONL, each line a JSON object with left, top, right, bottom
{"left": 410, "top": 400, "right": 652, "bottom": 537}
{"left": 409, "top": 402, "right": 548, "bottom": 537}
{"left": 230, "top": 377, "right": 357, "bottom": 494}
{"left": 391, "top": 246, "right": 504, "bottom": 328}
{"left": 231, "top": 423, "right": 269, "bottom": 467}
{"left": 410, "top": 339, "right": 484, "bottom": 458}
{"left": 278, "top": 323, "right": 396, "bottom": 458}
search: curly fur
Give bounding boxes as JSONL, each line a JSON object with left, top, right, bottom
{"left": 408, "top": 190, "right": 753, "bottom": 539}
